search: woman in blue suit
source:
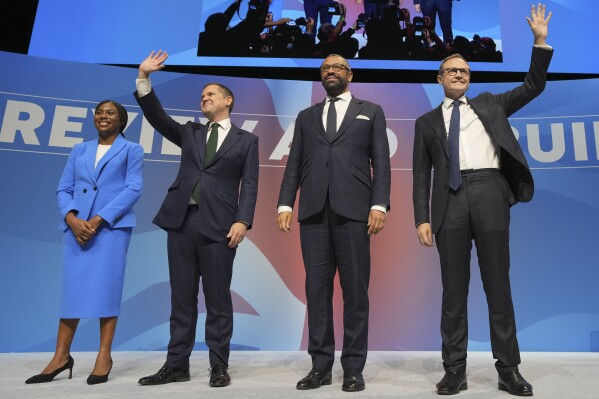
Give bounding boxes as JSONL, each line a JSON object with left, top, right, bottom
{"left": 25, "top": 100, "right": 144, "bottom": 385}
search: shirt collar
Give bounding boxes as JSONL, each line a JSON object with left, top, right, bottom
{"left": 442, "top": 95, "right": 467, "bottom": 110}
{"left": 210, "top": 118, "right": 231, "bottom": 130}
{"left": 328, "top": 91, "right": 352, "bottom": 103}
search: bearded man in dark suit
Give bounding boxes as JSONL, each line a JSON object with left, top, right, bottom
{"left": 278, "top": 53, "right": 391, "bottom": 392}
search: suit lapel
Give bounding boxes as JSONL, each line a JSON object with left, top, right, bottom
{"left": 428, "top": 105, "right": 449, "bottom": 158}
{"left": 334, "top": 97, "right": 363, "bottom": 141}
{"left": 206, "top": 124, "right": 243, "bottom": 167}
{"left": 85, "top": 140, "right": 98, "bottom": 183}
{"left": 312, "top": 100, "right": 328, "bottom": 142}
{"left": 195, "top": 124, "right": 208, "bottom": 167}
{"left": 95, "top": 134, "right": 127, "bottom": 179}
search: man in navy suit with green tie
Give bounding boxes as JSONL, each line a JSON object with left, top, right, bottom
{"left": 134, "top": 50, "right": 259, "bottom": 388}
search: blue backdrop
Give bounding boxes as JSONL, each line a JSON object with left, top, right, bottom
{"left": 1, "top": 50, "right": 598, "bottom": 353}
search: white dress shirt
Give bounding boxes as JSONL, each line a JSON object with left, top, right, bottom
{"left": 322, "top": 91, "right": 352, "bottom": 132}
{"left": 442, "top": 96, "right": 500, "bottom": 171}
{"left": 206, "top": 119, "right": 232, "bottom": 151}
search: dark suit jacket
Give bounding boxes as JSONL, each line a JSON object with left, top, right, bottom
{"left": 135, "top": 89, "right": 259, "bottom": 243}
{"left": 279, "top": 96, "right": 391, "bottom": 222}
{"left": 413, "top": 46, "right": 553, "bottom": 233}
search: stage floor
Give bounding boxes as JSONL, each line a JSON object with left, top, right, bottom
{"left": 3, "top": 351, "right": 597, "bottom": 398}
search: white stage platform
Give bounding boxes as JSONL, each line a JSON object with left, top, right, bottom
{"left": 3, "top": 351, "right": 597, "bottom": 398}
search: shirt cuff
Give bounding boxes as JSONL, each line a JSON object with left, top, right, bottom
{"left": 279, "top": 205, "right": 386, "bottom": 214}
{"left": 277, "top": 205, "right": 293, "bottom": 214}
{"left": 371, "top": 205, "right": 387, "bottom": 214}
{"left": 533, "top": 43, "right": 553, "bottom": 50}
{"left": 136, "top": 77, "right": 152, "bottom": 97}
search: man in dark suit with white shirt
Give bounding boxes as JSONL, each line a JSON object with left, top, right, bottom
{"left": 134, "top": 50, "right": 259, "bottom": 388}
{"left": 278, "top": 54, "right": 391, "bottom": 392}
{"left": 412, "top": 4, "right": 552, "bottom": 396}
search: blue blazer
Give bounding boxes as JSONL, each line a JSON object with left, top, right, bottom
{"left": 57, "top": 134, "right": 144, "bottom": 231}
{"left": 134, "top": 89, "right": 259, "bottom": 244}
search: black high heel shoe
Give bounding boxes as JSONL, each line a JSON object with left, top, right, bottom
{"left": 25, "top": 355, "right": 74, "bottom": 384}
{"left": 87, "top": 359, "right": 112, "bottom": 385}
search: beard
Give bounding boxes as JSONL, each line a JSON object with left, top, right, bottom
{"left": 322, "top": 74, "right": 348, "bottom": 96}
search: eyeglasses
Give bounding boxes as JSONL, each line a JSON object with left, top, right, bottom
{"left": 320, "top": 63, "right": 350, "bottom": 74}
{"left": 440, "top": 67, "right": 471, "bottom": 76}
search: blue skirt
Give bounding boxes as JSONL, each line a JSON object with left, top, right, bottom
{"left": 60, "top": 226, "right": 132, "bottom": 318}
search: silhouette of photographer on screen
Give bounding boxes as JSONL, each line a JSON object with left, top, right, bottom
{"left": 198, "top": 0, "right": 270, "bottom": 56}
{"left": 196, "top": 0, "right": 499, "bottom": 61}
{"left": 313, "top": 2, "right": 360, "bottom": 59}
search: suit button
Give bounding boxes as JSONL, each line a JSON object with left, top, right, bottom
{"left": 93, "top": 187, "right": 97, "bottom": 191}
{"left": 83, "top": 189, "right": 87, "bottom": 193}
{"left": 330, "top": 144, "right": 333, "bottom": 148}
{"left": 202, "top": 172, "right": 205, "bottom": 175}
{"left": 443, "top": 185, "right": 448, "bottom": 190}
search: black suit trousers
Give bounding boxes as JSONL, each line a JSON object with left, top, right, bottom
{"left": 165, "top": 205, "right": 236, "bottom": 369}
{"left": 435, "top": 169, "right": 521, "bottom": 374}
{"left": 299, "top": 201, "right": 371, "bottom": 372}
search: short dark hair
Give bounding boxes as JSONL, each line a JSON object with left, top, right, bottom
{"left": 203, "top": 83, "right": 235, "bottom": 113}
{"left": 95, "top": 100, "right": 128, "bottom": 135}
{"left": 438, "top": 53, "right": 468, "bottom": 75}
{"left": 322, "top": 53, "right": 352, "bottom": 72}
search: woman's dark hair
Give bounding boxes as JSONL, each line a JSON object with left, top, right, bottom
{"left": 95, "top": 100, "right": 128, "bottom": 136}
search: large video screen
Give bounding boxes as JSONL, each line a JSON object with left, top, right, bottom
{"left": 29, "top": 0, "right": 597, "bottom": 74}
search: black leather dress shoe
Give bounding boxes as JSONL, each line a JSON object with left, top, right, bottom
{"left": 342, "top": 369, "right": 365, "bottom": 392}
{"left": 498, "top": 370, "right": 533, "bottom": 396}
{"left": 138, "top": 365, "right": 190, "bottom": 385}
{"left": 436, "top": 371, "right": 467, "bottom": 395}
{"left": 296, "top": 368, "right": 332, "bottom": 390}
{"left": 209, "top": 365, "right": 231, "bottom": 387}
